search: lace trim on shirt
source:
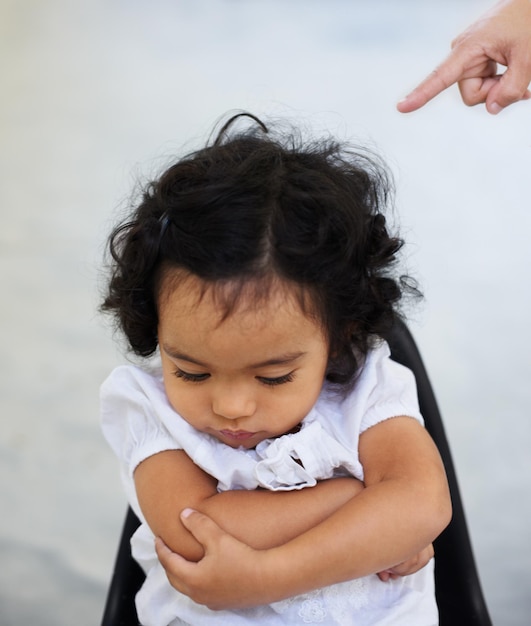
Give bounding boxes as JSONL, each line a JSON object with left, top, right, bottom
{"left": 271, "top": 578, "right": 370, "bottom": 623}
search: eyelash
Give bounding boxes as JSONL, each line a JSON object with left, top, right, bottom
{"left": 173, "top": 369, "right": 210, "bottom": 383}
{"left": 173, "top": 369, "right": 295, "bottom": 386}
{"left": 257, "top": 372, "right": 295, "bottom": 386}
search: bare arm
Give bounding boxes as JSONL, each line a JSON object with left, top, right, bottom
{"left": 134, "top": 449, "right": 364, "bottom": 562}
{"left": 398, "top": 0, "right": 531, "bottom": 114}
{"left": 156, "top": 417, "right": 452, "bottom": 609}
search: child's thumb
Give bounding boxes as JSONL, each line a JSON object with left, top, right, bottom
{"left": 179, "top": 507, "right": 224, "bottom": 547}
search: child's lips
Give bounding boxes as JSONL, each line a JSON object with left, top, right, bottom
{"left": 219, "top": 429, "right": 256, "bottom": 441}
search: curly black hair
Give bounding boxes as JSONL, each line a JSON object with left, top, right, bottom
{"left": 101, "top": 112, "right": 419, "bottom": 387}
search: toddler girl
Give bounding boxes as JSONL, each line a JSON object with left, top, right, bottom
{"left": 100, "top": 113, "right": 451, "bottom": 625}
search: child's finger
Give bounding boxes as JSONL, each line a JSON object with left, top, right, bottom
{"left": 155, "top": 536, "right": 198, "bottom": 597}
{"left": 179, "top": 507, "right": 227, "bottom": 549}
{"left": 155, "top": 536, "right": 188, "bottom": 568}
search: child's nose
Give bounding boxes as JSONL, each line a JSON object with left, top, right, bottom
{"left": 212, "top": 385, "right": 256, "bottom": 420}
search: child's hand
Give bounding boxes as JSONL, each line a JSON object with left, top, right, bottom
{"left": 155, "top": 508, "right": 278, "bottom": 610}
{"left": 377, "top": 543, "right": 434, "bottom": 582}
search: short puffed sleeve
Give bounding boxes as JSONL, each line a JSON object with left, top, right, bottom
{"left": 328, "top": 340, "right": 423, "bottom": 454}
{"left": 354, "top": 340, "right": 423, "bottom": 434}
{"left": 100, "top": 365, "right": 182, "bottom": 480}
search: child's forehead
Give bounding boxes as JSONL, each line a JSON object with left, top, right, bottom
{"left": 157, "top": 270, "right": 330, "bottom": 362}
{"left": 157, "top": 267, "right": 317, "bottom": 324}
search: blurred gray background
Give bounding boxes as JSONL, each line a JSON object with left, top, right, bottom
{"left": 1, "top": 1, "right": 530, "bottom": 624}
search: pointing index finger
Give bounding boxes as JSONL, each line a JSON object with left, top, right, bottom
{"left": 397, "top": 53, "right": 467, "bottom": 113}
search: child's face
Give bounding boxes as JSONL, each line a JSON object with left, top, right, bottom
{"left": 157, "top": 272, "right": 329, "bottom": 449}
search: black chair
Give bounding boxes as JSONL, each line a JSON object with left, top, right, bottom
{"left": 101, "top": 506, "right": 143, "bottom": 626}
{"left": 386, "top": 320, "right": 492, "bottom": 626}
{"left": 101, "top": 319, "right": 492, "bottom": 626}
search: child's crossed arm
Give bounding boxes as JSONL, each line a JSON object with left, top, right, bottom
{"left": 135, "top": 415, "right": 451, "bottom": 609}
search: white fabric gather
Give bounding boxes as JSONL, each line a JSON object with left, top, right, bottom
{"left": 254, "top": 416, "right": 360, "bottom": 490}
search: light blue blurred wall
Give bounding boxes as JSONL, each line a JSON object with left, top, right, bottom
{"left": 1, "top": 1, "right": 529, "bottom": 624}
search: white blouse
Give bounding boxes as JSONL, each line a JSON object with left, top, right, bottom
{"left": 101, "top": 340, "right": 438, "bottom": 626}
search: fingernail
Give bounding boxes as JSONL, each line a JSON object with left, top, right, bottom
{"left": 489, "top": 102, "right": 503, "bottom": 115}
{"left": 181, "top": 507, "right": 194, "bottom": 519}
{"left": 397, "top": 95, "right": 411, "bottom": 106}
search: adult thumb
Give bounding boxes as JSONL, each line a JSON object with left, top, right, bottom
{"left": 486, "top": 61, "right": 531, "bottom": 113}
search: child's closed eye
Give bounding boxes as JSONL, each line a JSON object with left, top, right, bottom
{"left": 256, "top": 372, "right": 295, "bottom": 387}
{"left": 173, "top": 369, "right": 295, "bottom": 386}
{"left": 173, "top": 368, "right": 210, "bottom": 383}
